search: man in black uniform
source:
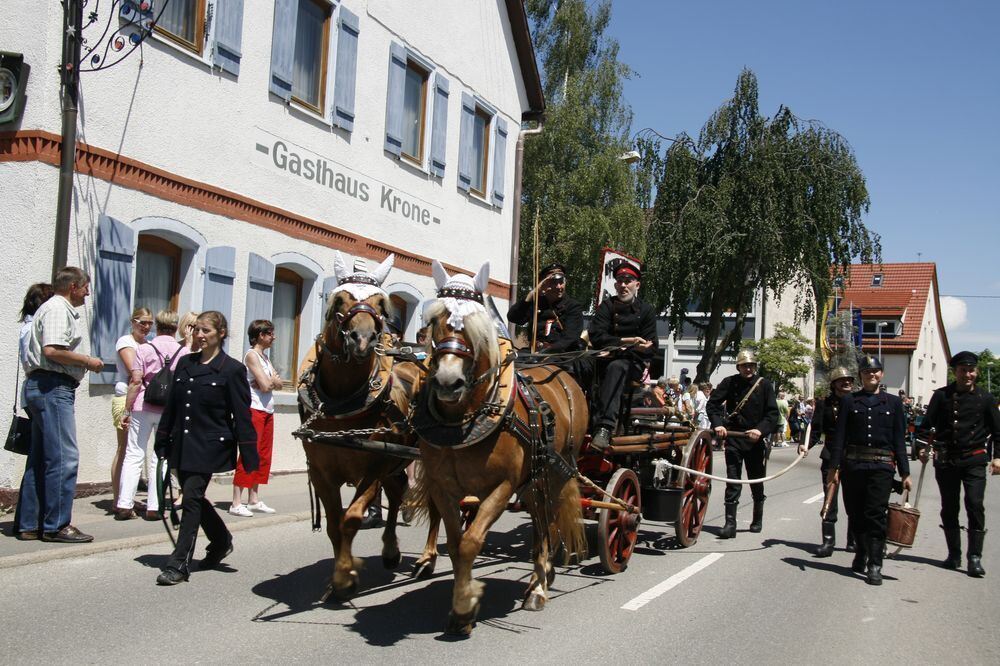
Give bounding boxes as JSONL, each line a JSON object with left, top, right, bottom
{"left": 917, "top": 350, "right": 1000, "bottom": 577}
{"left": 799, "top": 366, "right": 855, "bottom": 556}
{"left": 828, "top": 355, "right": 912, "bottom": 586}
{"left": 707, "top": 349, "right": 779, "bottom": 538}
{"left": 588, "top": 260, "right": 658, "bottom": 449}
{"left": 508, "top": 262, "right": 585, "bottom": 353}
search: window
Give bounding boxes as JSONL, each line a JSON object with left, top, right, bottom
{"left": 871, "top": 273, "right": 883, "bottom": 287}
{"left": 861, "top": 320, "right": 899, "bottom": 337}
{"left": 291, "top": 0, "right": 331, "bottom": 113}
{"left": 155, "top": 0, "right": 206, "bottom": 54}
{"left": 135, "top": 235, "right": 181, "bottom": 316}
{"left": 271, "top": 268, "right": 303, "bottom": 382}
{"left": 470, "top": 107, "right": 491, "bottom": 196}
{"left": 401, "top": 61, "right": 429, "bottom": 164}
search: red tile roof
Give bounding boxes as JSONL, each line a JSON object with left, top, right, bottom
{"left": 833, "top": 263, "right": 950, "bottom": 356}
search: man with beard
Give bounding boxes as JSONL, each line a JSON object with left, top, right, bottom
{"left": 707, "top": 350, "right": 779, "bottom": 538}
{"left": 508, "top": 262, "right": 584, "bottom": 353}
{"left": 917, "top": 351, "right": 1000, "bottom": 577}
{"left": 588, "top": 260, "right": 657, "bottom": 450}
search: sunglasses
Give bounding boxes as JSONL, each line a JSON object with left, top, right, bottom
{"left": 547, "top": 274, "right": 566, "bottom": 285}
{"left": 132, "top": 319, "right": 154, "bottom": 326}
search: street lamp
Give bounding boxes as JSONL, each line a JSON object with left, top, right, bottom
{"left": 877, "top": 320, "right": 890, "bottom": 363}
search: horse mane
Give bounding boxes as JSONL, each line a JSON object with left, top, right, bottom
{"left": 424, "top": 299, "right": 499, "bottom": 367}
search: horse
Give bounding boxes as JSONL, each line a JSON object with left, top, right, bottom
{"left": 297, "top": 284, "right": 439, "bottom": 602}
{"left": 410, "top": 262, "right": 588, "bottom": 635}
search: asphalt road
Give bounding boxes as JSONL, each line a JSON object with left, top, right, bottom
{"left": 3, "top": 447, "right": 998, "bottom": 664}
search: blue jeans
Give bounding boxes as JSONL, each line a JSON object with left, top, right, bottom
{"left": 18, "top": 371, "right": 80, "bottom": 533}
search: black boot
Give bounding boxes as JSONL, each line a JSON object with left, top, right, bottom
{"left": 749, "top": 500, "right": 764, "bottom": 533}
{"left": 816, "top": 521, "right": 836, "bottom": 558}
{"left": 851, "top": 532, "right": 867, "bottom": 573}
{"left": 846, "top": 530, "right": 856, "bottom": 553}
{"left": 942, "top": 527, "right": 963, "bottom": 570}
{"left": 719, "top": 502, "right": 737, "bottom": 539}
{"left": 865, "top": 537, "right": 884, "bottom": 586}
{"left": 967, "top": 529, "right": 986, "bottom": 578}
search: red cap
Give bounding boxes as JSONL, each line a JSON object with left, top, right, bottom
{"left": 614, "top": 264, "right": 641, "bottom": 280}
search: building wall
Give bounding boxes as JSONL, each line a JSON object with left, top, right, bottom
{"left": 910, "top": 288, "right": 949, "bottom": 405}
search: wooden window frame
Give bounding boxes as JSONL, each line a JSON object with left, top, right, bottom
{"left": 153, "top": 0, "right": 207, "bottom": 55}
{"left": 136, "top": 234, "right": 181, "bottom": 313}
{"left": 291, "top": 0, "right": 332, "bottom": 115}
{"left": 470, "top": 106, "right": 492, "bottom": 197}
{"left": 400, "top": 60, "right": 429, "bottom": 166}
{"left": 273, "top": 267, "right": 303, "bottom": 384}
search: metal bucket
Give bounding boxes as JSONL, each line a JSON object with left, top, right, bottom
{"left": 642, "top": 486, "right": 681, "bottom": 522}
{"left": 886, "top": 503, "right": 920, "bottom": 548}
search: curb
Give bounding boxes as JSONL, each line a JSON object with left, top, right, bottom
{"left": 0, "top": 510, "right": 313, "bottom": 570}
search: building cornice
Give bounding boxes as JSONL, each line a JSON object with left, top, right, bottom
{"left": 0, "top": 130, "right": 510, "bottom": 298}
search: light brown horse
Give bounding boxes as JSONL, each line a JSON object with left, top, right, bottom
{"left": 414, "top": 297, "right": 588, "bottom": 635}
{"left": 297, "top": 289, "right": 438, "bottom": 601}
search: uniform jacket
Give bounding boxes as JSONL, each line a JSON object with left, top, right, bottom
{"left": 808, "top": 394, "right": 842, "bottom": 461}
{"left": 154, "top": 351, "right": 259, "bottom": 474}
{"left": 587, "top": 296, "right": 658, "bottom": 361}
{"left": 918, "top": 384, "right": 1000, "bottom": 466}
{"left": 507, "top": 293, "right": 584, "bottom": 352}
{"left": 706, "top": 373, "right": 779, "bottom": 439}
{"left": 829, "top": 390, "right": 909, "bottom": 475}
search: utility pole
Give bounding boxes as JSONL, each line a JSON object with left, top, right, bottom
{"left": 54, "top": 0, "right": 82, "bottom": 277}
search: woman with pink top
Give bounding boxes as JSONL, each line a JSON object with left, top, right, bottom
{"left": 230, "top": 319, "right": 283, "bottom": 517}
{"left": 117, "top": 310, "right": 187, "bottom": 520}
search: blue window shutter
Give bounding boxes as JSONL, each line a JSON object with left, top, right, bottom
{"left": 331, "top": 7, "right": 360, "bottom": 131}
{"left": 92, "top": 215, "right": 135, "bottom": 384}
{"left": 203, "top": 246, "right": 236, "bottom": 328}
{"left": 321, "top": 276, "right": 339, "bottom": 326}
{"left": 429, "top": 73, "right": 449, "bottom": 177}
{"left": 213, "top": 0, "right": 244, "bottom": 76}
{"left": 245, "top": 253, "right": 275, "bottom": 354}
{"left": 491, "top": 117, "right": 508, "bottom": 207}
{"left": 384, "top": 42, "right": 407, "bottom": 157}
{"left": 457, "top": 92, "right": 475, "bottom": 192}
{"left": 269, "top": 0, "right": 296, "bottom": 101}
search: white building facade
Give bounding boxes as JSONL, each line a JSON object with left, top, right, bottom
{"left": 0, "top": 0, "right": 544, "bottom": 493}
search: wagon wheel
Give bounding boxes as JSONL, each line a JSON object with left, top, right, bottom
{"left": 598, "top": 468, "right": 641, "bottom": 574}
{"left": 675, "top": 429, "right": 713, "bottom": 547}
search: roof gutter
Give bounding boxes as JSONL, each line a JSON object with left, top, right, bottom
{"left": 509, "top": 119, "right": 544, "bottom": 303}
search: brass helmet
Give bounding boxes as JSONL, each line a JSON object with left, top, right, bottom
{"left": 735, "top": 349, "right": 757, "bottom": 366}
{"left": 829, "top": 366, "right": 853, "bottom": 385}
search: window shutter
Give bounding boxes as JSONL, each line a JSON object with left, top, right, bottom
{"left": 320, "top": 275, "right": 340, "bottom": 328}
{"left": 92, "top": 215, "right": 135, "bottom": 384}
{"left": 429, "top": 73, "right": 449, "bottom": 178}
{"left": 203, "top": 246, "right": 236, "bottom": 329}
{"left": 245, "top": 253, "right": 275, "bottom": 354}
{"left": 269, "top": 0, "right": 297, "bottom": 101}
{"left": 213, "top": 0, "right": 244, "bottom": 76}
{"left": 457, "top": 92, "right": 475, "bottom": 192}
{"left": 384, "top": 42, "right": 407, "bottom": 157}
{"left": 331, "top": 7, "right": 360, "bottom": 131}
{"left": 491, "top": 117, "right": 508, "bottom": 207}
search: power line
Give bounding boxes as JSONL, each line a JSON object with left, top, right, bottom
{"left": 941, "top": 294, "right": 1000, "bottom": 299}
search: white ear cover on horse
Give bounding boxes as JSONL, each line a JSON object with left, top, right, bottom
{"left": 372, "top": 253, "right": 395, "bottom": 286}
{"left": 473, "top": 262, "right": 490, "bottom": 295}
{"left": 333, "top": 251, "right": 350, "bottom": 283}
{"left": 432, "top": 260, "right": 450, "bottom": 289}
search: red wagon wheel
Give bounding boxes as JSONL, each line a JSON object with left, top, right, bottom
{"left": 675, "top": 429, "right": 713, "bottom": 547}
{"left": 598, "top": 468, "right": 641, "bottom": 574}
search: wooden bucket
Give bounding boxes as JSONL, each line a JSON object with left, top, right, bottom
{"left": 886, "top": 501, "right": 920, "bottom": 548}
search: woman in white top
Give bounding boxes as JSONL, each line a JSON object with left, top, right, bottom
{"left": 230, "top": 319, "right": 283, "bottom": 516}
{"left": 110, "top": 307, "right": 152, "bottom": 509}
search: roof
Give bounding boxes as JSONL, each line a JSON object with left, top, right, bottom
{"left": 505, "top": 0, "right": 545, "bottom": 121}
{"left": 833, "top": 262, "right": 951, "bottom": 357}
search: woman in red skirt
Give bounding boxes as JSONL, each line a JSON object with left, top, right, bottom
{"left": 231, "top": 320, "right": 283, "bottom": 516}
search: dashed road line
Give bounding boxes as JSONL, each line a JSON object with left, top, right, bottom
{"left": 804, "top": 492, "right": 825, "bottom": 504}
{"left": 621, "top": 553, "right": 724, "bottom": 611}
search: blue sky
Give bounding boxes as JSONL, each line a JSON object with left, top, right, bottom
{"left": 605, "top": 0, "right": 999, "bottom": 352}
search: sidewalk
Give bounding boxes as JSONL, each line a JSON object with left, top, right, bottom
{"left": 0, "top": 472, "right": 315, "bottom": 570}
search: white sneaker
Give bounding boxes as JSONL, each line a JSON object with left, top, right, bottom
{"left": 247, "top": 501, "right": 276, "bottom": 514}
{"left": 228, "top": 504, "right": 253, "bottom": 517}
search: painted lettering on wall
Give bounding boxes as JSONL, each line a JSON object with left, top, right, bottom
{"left": 270, "top": 140, "right": 371, "bottom": 202}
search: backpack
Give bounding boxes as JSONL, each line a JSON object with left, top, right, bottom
{"left": 143, "top": 344, "right": 175, "bottom": 406}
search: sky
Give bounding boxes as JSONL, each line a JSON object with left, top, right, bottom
{"left": 604, "top": 0, "right": 999, "bottom": 352}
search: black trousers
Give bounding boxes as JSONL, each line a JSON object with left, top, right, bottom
{"left": 593, "top": 357, "right": 643, "bottom": 429}
{"left": 166, "top": 471, "right": 231, "bottom": 572}
{"left": 724, "top": 439, "right": 767, "bottom": 504}
{"left": 935, "top": 463, "right": 987, "bottom": 532}
{"left": 841, "top": 466, "right": 893, "bottom": 542}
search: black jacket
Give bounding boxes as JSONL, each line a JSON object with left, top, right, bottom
{"left": 828, "top": 390, "right": 909, "bottom": 475}
{"left": 808, "top": 394, "right": 843, "bottom": 461}
{"left": 587, "top": 296, "right": 658, "bottom": 361}
{"left": 508, "top": 293, "right": 584, "bottom": 352}
{"left": 918, "top": 383, "right": 1000, "bottom": 465}
{"left": 154, "top": 351, "right": 259, "bottom": 474}
{"left": 707, "top": 373, "right": 779, "bottom": 438}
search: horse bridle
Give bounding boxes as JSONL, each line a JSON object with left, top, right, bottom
{"left": 339, "top": 302, "right": 384, "bottom": 334}
{"left": 430, "top": 333, "right": 507, "bottom": 390}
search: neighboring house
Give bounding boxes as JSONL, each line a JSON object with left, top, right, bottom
{"left": 0, "top": 0, "right": 543, "bottom": 490}
{"left": 832, "top": 263, "right": 950, "bottom": 405}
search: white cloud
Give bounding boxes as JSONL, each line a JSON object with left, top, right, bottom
{"left": 948, "top": 331, "right": 1000, "bottom": 353}
{"left": 940, "top": 296, "right": 968, "bottom": 331}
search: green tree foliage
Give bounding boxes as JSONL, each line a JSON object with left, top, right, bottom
{"left": 646, "top": 69, "right": 880, "bottom": 382}
{"left": 743, "top": 324, "right": 813, "bottom": 394}
{"left": 519, "top": 0, "right": 645, "bottom": 304}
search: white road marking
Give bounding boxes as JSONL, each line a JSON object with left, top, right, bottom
{"left": 804, "top": 492, "right": 825, "bottom": 504}
{"left": 621, "top": 553, "right": 724, "bottom": 611}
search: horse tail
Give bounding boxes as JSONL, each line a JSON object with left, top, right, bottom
{"left": 556, "top": 477, "right": 587, "bottom": 565}
{"left": 402, "top": 461, "right": 432, "bottom": 524}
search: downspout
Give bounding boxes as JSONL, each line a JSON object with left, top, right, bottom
{"left": 508, "top": 120, "right": 544, "bottom": 304}
{"left": 54, "top": 0, "right": 83, "bottom": 276}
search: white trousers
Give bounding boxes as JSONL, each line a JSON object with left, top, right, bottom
{"left": 117, "top": 411, "right": 161, "bottom": 511}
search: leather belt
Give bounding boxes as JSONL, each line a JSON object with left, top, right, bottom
{"left": 845, "top": 445, "right": 894, "bottom": 464}
{"left": 936, "top": 447, "right": 987, "bottom": 460}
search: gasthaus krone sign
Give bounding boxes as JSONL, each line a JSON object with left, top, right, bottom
{"left": 253, "top": 127, "right": 443, "bottom": 226}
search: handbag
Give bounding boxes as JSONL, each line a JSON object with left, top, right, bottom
{"left": 5, "top": 364, "right": 31, "bottom": 455}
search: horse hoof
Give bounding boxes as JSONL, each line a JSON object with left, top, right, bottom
{"left": 412, "top": 559, "right": 436, "bottom": 579}
{"left": 446, "top": 610, "right": 477, "bottom": 636}
{"left": 522, "top": 590, "right": 546, "bottom": 612}
{"left": 383, "top": 551, "right": 401, "bottom": 570}
{"left": 329, "top": 574, "right": 359, "bottom": 602}
{"left": 546, "top": 566, "right": 556, "bottom": 587}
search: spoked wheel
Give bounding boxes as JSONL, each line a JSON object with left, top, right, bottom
{"left": 675, "top": 429, "right": 713, "bottom": 547}
{"left": 598, "top": 468, "right": 641, "bottom": 574}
